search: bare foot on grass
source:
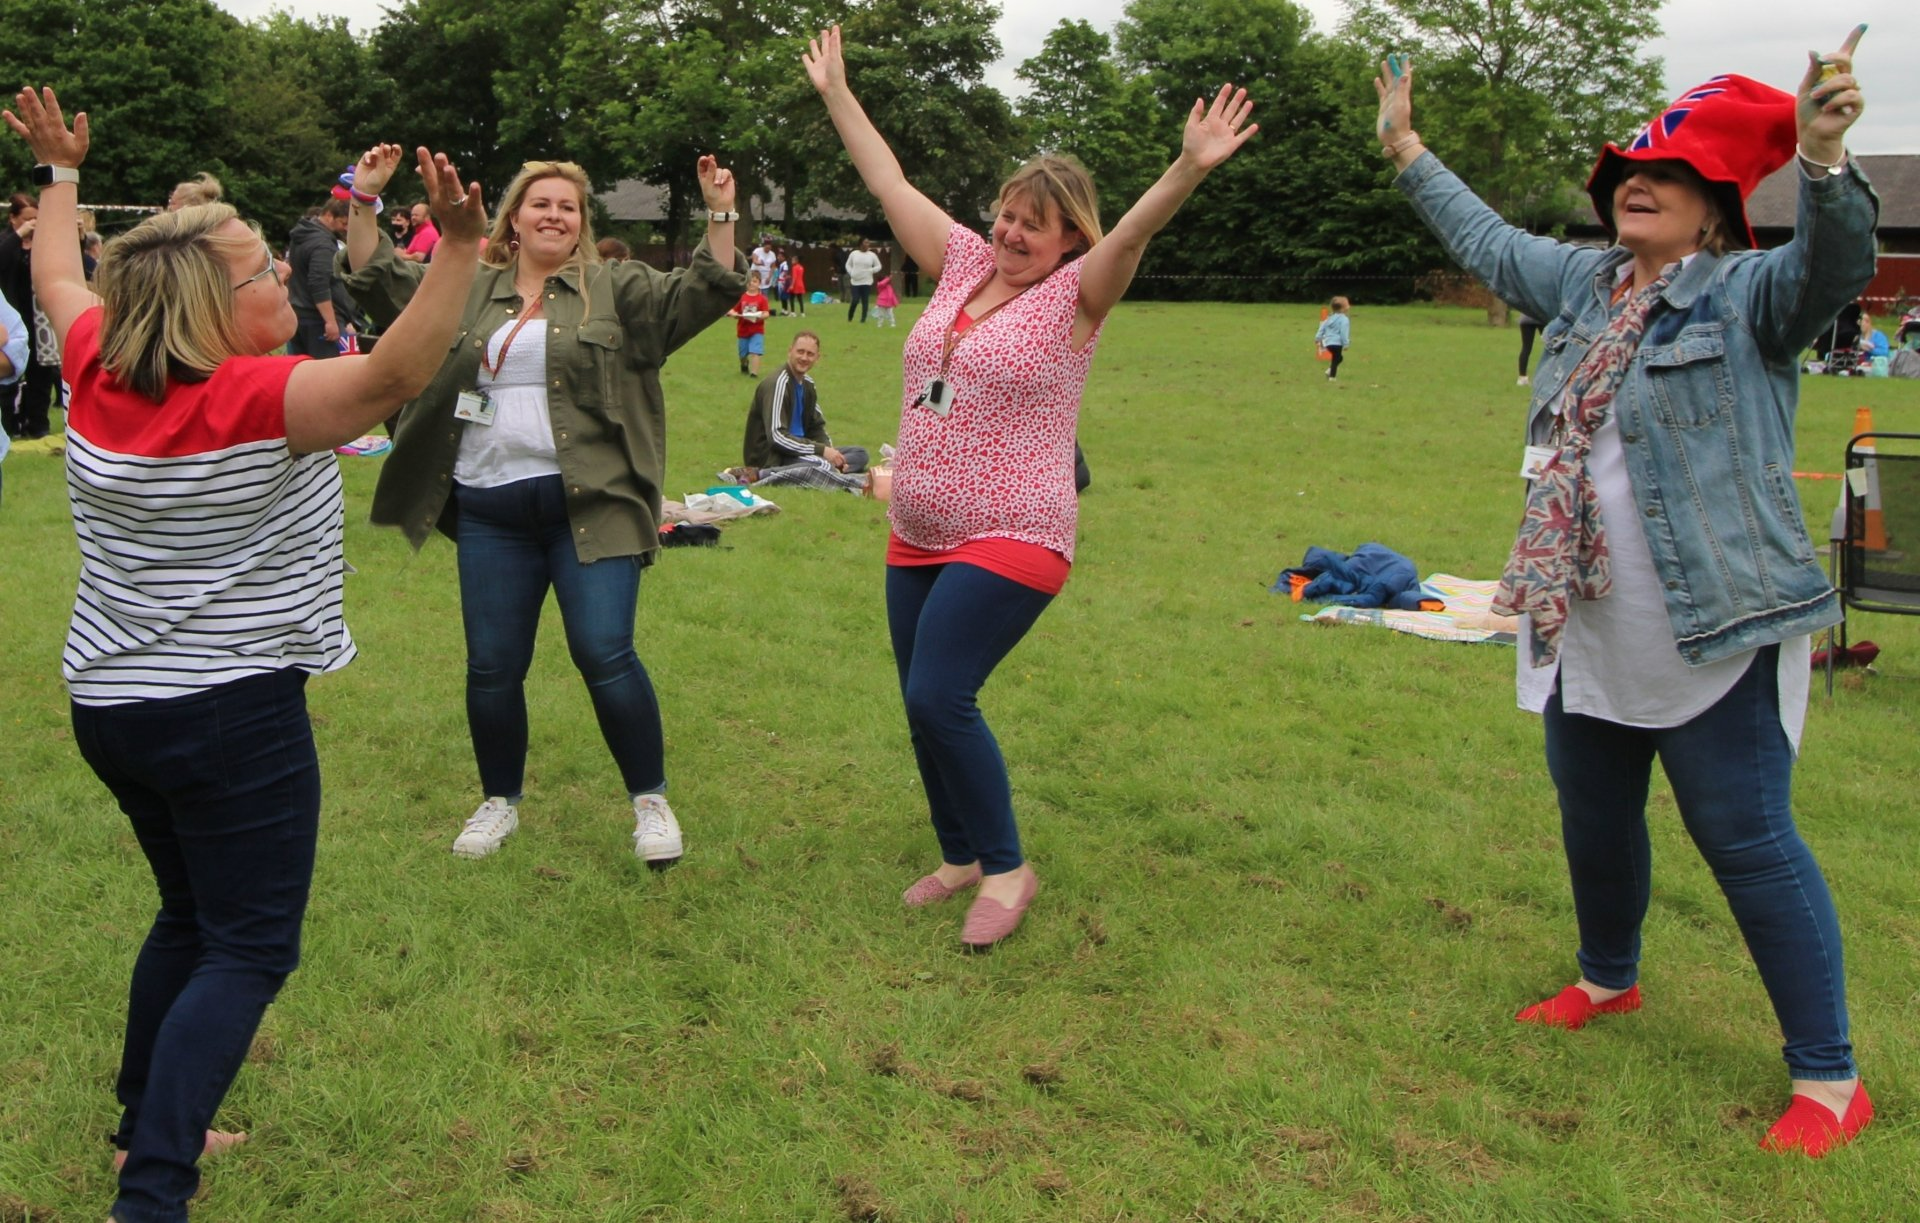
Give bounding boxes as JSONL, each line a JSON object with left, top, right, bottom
{"left": 111, "top": 1129, "right": 247, "bottom": 1171}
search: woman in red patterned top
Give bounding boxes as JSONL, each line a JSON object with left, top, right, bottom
{"left": 806, "top": 26, "right": 1257, "bottom": 948}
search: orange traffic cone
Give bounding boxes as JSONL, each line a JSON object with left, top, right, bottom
{"left": 1852, "top": 405, "right": 1889, "bottom": 550}
{"left": 1316, "top": 306, "right": 1331, "bottom": 362}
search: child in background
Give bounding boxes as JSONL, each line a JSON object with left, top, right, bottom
{"left": 1315, "top": 296, "right": 1351, "bottom": 381}
{"left": 729, "top": 287, "right": 771, "bottom": 376}
{"left": 775, "top": 251, "right": 792, "bottom": 315}
{"left": 873, "top": 274, "right": 898, "bottom": 326}
{"left": 787, "top": 258, "right": 808, "bottom": 316}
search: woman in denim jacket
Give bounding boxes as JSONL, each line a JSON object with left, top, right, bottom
{"left": 1378, "top": 29, "right": 1877, "bottom": 1157}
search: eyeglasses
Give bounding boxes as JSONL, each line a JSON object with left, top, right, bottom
{"left": 232, "top": 243, "right": 282, "bottom": 291}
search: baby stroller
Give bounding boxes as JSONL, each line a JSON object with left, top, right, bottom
{"left": 1812, "top": 302, "right": 1865, "bottom": 375}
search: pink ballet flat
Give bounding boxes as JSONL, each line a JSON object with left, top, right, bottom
{"left": 902, "top": 865, "right": 982, "bottom": 908}
{"left": 961, "top": 871, "right": 1038, "bottom": 950}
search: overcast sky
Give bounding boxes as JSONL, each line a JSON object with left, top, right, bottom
{"left": 212, "top": 1, "right": 1918, "bottom": 153}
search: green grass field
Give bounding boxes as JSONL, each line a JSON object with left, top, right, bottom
{"left": 2, "top": 300, "right": 1918, "bottom": 1222}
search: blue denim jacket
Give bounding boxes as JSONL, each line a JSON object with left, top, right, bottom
{"left": 1397, "top": 152, "right": 1879, "bottom": 664}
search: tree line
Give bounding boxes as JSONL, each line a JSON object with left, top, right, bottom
{"left": 0, "top": 0, "right": 1663, "bottom": 302}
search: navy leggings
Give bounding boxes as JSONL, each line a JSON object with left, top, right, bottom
{"left": 454, "top": 476, "right": 664, "bottom": 801}
{"left": 886, "top": 562, "right": 1053, "bottom": 874}
{"left": 72, "top": 669, "right": 318, "bottom": 1223}
{"left": 1543, "top": 646, "right": 1854, "bottom": 1079}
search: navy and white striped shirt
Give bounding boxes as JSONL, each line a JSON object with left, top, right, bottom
{"left": 61, "top": 307, "right": 355, "bottom": 706}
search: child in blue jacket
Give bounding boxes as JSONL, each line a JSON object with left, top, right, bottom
{"left": 1315, "top": 296, "right": 1351, "bottom": 380}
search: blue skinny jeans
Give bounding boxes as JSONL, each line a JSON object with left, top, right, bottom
{"left": 454, "top": 476, "right": 664, "bottom": 801}
{"left": 71, "top": 669, "right": 318, "bottom": 1223}
{"left": 885, "top": 561, "right": 1053, "bottom": 875}
{"left": 1542, "top": 645, "right": 1854, "bottom": 1079}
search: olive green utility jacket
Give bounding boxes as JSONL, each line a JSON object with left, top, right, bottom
{"left": 344, "top": 235, "right": 747, "bottom": 563}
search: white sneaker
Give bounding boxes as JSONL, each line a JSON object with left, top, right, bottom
{"left": 452, "top": 797, "right": 518, "bottom": 858}
{"left": 1517, "top": 375, "right": 1530, "bottom": 386}
{"left": 632, "top": 794, "right": 683, "bottom": 863}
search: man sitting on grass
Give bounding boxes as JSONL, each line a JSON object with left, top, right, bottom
{"left": 724, "top": 330, "right": 868, "bottom": 492}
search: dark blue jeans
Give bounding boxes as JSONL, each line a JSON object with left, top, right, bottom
{"left": 886, "top": 562, "right": 1053, "bottom": 875}
{"left": 454, "top": 476, "right": 664, "bottom": 800}
{"left": 71, "top": 669, "right": 319, "bottom": 1223}
{"left": 1543, "top": 646, "right": 1854, "bottom": 1079}
{"left": 847, "top": 283, "right": 871, "bottom": 323}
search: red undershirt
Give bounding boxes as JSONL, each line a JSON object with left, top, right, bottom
{"left": 885, "top": 305, "right": 1072, "bottom": 595}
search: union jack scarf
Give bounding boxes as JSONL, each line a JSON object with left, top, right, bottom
{"left": 1495, "top": 265, "right": 1677, "bottom": 666}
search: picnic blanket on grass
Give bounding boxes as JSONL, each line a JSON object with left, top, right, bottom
{"left": 1308, "top": 574, "right": 1518, "bottom": 646}
{"left": 662, "top": 488, "right": 781, "bottom": 526}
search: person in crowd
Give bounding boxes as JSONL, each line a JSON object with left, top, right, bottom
{"left": 596, "top": 236, "right": 631, "bottom": 262}
{"left": 805, "top": 25, "right": 1257, "bottom": 948}
{"left": 0, "top": 191, "right": 58, "bottom": 437}
{"left": 286, "top": 198, "right": 361, "bottom": 360}
{"left": 389, "top": 207, "right": 413, "bottom": 250}
{"left": 902, "top": 252, "right": 919, "bottom": 297}
{"left": 787, "top": 253, "right": 808, "bottom": 316}
{"left": 727, "top": 329, "right": 867, "bottom": 492}
{"left": 6, "top": 86, "right": 486, "bottom": 1223}
{"left": 729, "top": 279, "right": 771, "bottom": 376}
{"left": 165, "top": 172, "right": 222, "bottom": 211}
{"left": 0, "top": 290, "right": 28, "bottom": 504}
{"left": 1514, "top": 310, "right": 1541, "bottom": 385}
{"left": 843, "top": 237, "right": 881, "bottom": 322}
{"left": 751, "top": 237, "right": 777, "bottom": 297}
{"left": 1376, "top": 28, "right": 1876, "bottom": 1156}
{"left": 344, "top": 149, "right": 746, "bottom": 865}
{"left": 400, "top": 200, "right": 439, "bottom": 263}
{"left": 1314, "top": 296, "right": 1350, "bottom": 381}
{"left": 872, "top": 272, "right": 898, "bottom": 326}
{"left": 774, "top": 248, "right": 792, "bottom": 315}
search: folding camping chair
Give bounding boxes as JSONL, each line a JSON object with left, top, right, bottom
{"left": 1826, "top": 431, "right": 1920, "bottom": 695}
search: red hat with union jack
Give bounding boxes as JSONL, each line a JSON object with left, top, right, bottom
{"left": 1586, "top": 74, "right": 1798, "bottom": 250}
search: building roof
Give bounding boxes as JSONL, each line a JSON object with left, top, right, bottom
{"left": 1747, "top": 153, "right": 1920, "bottom": 232}
{"left": 597, "top": 179, "right": 861, "bottom": 225}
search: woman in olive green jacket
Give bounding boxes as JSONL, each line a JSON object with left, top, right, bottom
{"left": 344, "top": 144, "right": 748, "bottom": 866}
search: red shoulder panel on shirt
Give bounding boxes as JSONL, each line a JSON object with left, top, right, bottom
{"left": 63, "top": 307, "right": 307, "bottom": 457}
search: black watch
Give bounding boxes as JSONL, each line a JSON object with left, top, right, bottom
{"left": 30, "top": 164, "right": 79, "bottom": 188}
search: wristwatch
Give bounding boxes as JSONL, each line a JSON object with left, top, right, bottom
{"left": 30, "top": 164, "right": 79, "bottom": 188}
{"left": 707, "top": 210, "right": 739, "bottom": 223}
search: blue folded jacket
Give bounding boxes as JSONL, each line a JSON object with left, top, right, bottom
{"left": 1273, "top": 543, "right": 1426, "bottom": 610}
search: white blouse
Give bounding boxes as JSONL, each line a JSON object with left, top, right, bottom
{"left": 453, "top": 318, "right": 561, "bottom": 488}
{"left": 1516, "top": 410, "right": 1810, "bottom": 752}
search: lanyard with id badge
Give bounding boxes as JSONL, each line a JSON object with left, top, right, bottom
{"left": 455, "top": 301, "right": 544, "bottom": 426}
{"left": 912, "top": 281, "right": 1032, "bottom": 417}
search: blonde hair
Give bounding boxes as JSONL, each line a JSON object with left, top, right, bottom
{"left": 996, "top": 156, "right": 1102, "bottom": 260}
{"left": 1330, "top": 296, "right": 1350, "bottom": 312}
{"left": 170, "top": 173, "right": 224, "bottom": 209}
{"left": 483, "top": 161, "right": 600, "bottom": 275}
{"left": 95, "top": 204, "right": 261, "bottom": 402}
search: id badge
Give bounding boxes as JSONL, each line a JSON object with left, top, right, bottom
{"left": 916, "top": 377, "right": 950, "bottom": 417}
{"left": 454, "top": 390, "right": 495, "bottom": 426}
{"left": 1520, "top": 444, "right": 1557, "bottom": 481}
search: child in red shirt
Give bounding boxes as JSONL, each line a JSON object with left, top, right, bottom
{"left": 729, "top": 289, "right": 771, "bottom": 375}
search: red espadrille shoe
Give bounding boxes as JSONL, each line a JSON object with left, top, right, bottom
{"left": 1515, "top": 983, "right": 1641, "bottom": 1031}
{"left": 1761, "top": 1083, "right": 1872, "bottom": 1158}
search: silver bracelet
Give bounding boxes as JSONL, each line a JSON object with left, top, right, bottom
{"left": 1795, "top": 143, "right": 1846, "bottom": 177}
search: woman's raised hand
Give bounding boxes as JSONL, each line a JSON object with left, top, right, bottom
{"left": 803, "top": 25, "right": 848, "bottom": 97}
{"left": 1179, "top": 84, "right": 1258, "bottom": 172}
{"left": 1373, "top": 54, "right": 1414, "bottom": 148}
{"left": 697, "top": 155, "right": 737, "bottom": 212}
{"left": 351, "top": 143, "right": 406, "bottom": 198}
{"left": 1798, "top": 24, "right": 1866, "bottom": 158}
{"left": 2, "top": 86, "right": 89, "bottom": 168}
{"left": 416, "top": 148, "right": 484, "bottom": 243}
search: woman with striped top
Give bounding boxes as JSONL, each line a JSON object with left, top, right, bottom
{"left": 805, "top": 27, "right": 1258, "bottom": 948}
{"left": 6, "top": 89, "right": 485, "bottom": 1223}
